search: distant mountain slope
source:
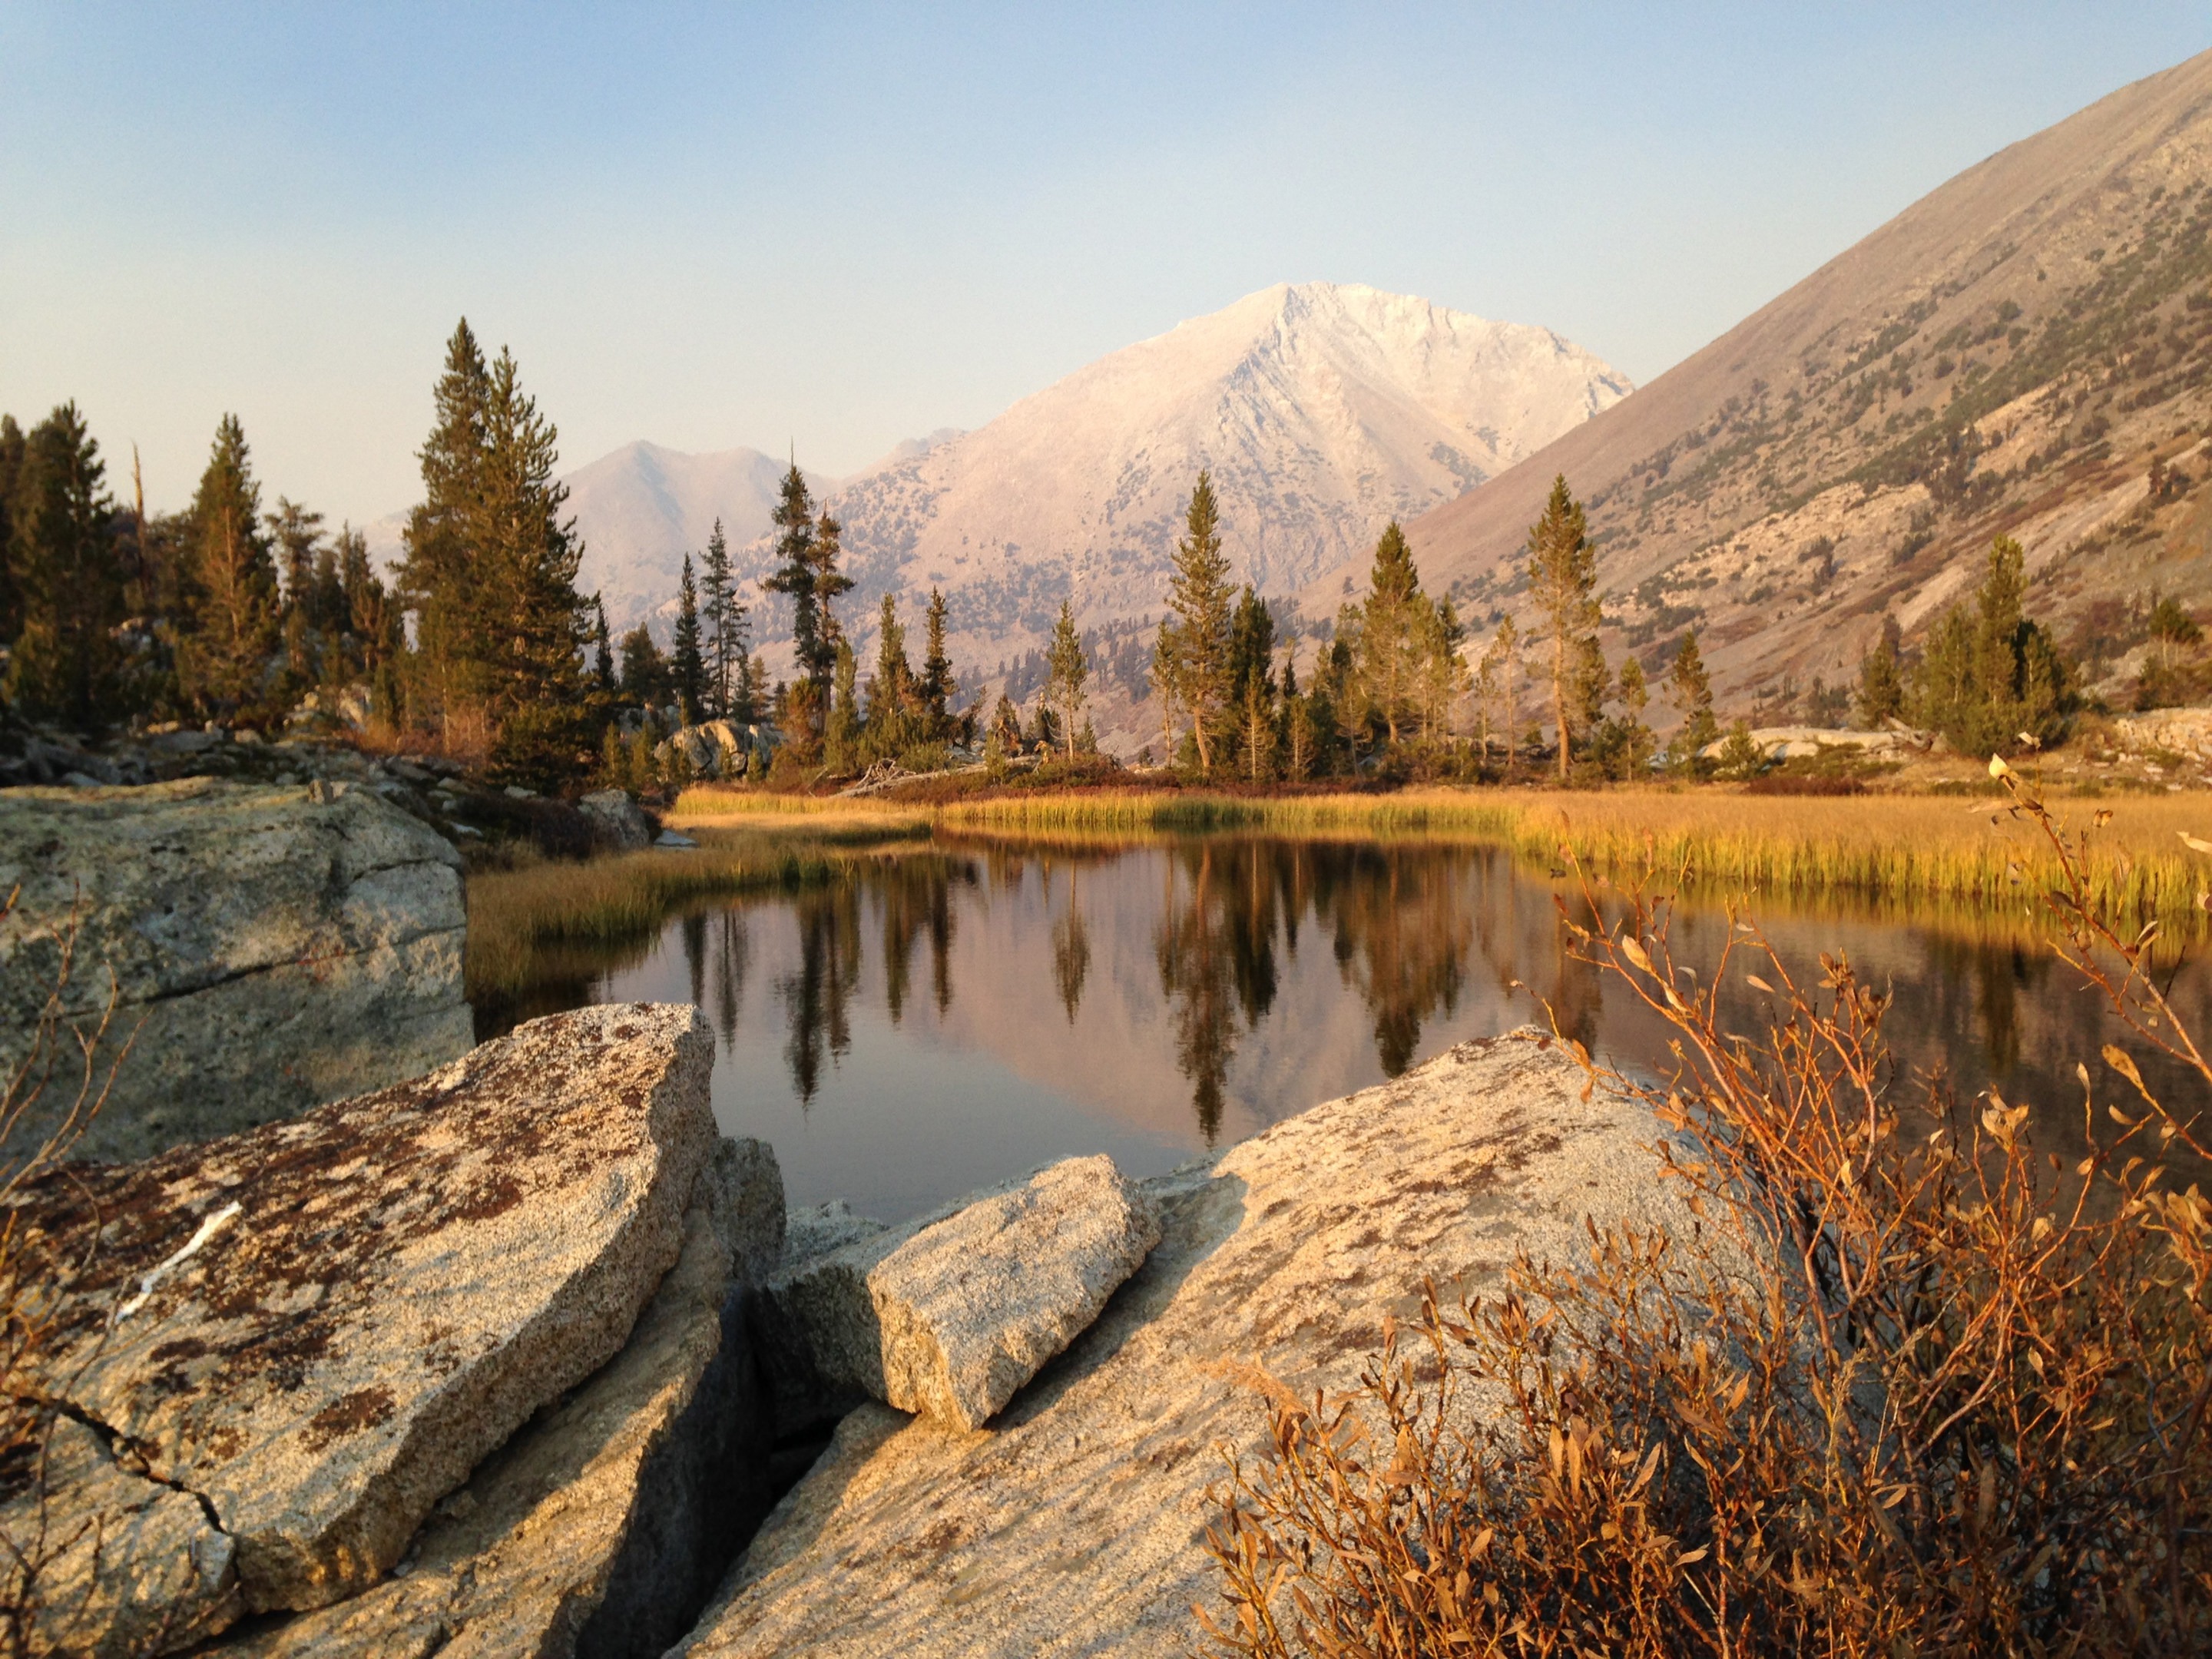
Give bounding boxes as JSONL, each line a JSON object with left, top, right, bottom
{"left": 824, "top": 282, "right": 1629, "bottom": 659}
{"left": 561, "top": 442, "right": 838, "bottom": 635}
{"left": 1376, "top": 48, "right": 2212, "bottom": 710}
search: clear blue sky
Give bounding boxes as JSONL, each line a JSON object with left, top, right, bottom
{"left": 3, "top": 4, "right": 2207, "bottom": 526}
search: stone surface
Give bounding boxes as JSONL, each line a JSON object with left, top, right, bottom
{"left": 4, "top": 1414, "right": 242, "bottom": 1658}
{"left": 207, "top": 1134, "right": 787, "bottom": 1659}
{"left": 8, "top": 1002, "right": 717, "bottom": 1629}
{"left": 678, "top": 1030, "right": 1703, "bottom": 1658}
{"left": 579, "top": 788, "right": 654, "bottom": 850}
{"left": 763, "top": 1158, "right": 1158, "bottom": 1432}
{"left": 0, "top": 777, "right": 472, "bottom": 1164}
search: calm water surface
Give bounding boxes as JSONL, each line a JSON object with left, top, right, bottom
{"left": 498, "top": 834, "right": 2212, "bottom": 1223}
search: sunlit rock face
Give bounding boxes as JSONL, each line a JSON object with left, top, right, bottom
{"left": 675, "top": 1030, "right": 1700, "bottom": 1659}
{"left": 0, "top": 777, "right": 472, "bottom": 1164}
{"left": 759, "top": 1155, "right": 1161, "bottom": 1431}
{"left": 9, "top": 1004, "right": 721, "bottom": 1641}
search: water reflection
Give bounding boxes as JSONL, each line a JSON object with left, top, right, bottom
{"left": 508, "top": 833, "right": 2212, "bottom": 1220}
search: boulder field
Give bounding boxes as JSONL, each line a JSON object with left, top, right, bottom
{"left": 0, "top": 777, "right": 473, "bottom": 1164}
{"left": 6, "top": 1010, "right": 1693, "bottom": 1658}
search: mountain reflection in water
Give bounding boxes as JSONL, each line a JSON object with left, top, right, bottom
{"left": 498, "top": 834, "right": 2212, "bottom": 1224}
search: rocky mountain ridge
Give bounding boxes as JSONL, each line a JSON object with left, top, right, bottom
{"left": 1378, "top": 46, "right": 2212, "bottom": 714}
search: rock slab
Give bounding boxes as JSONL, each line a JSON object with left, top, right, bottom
{"left": 9, "top": 1002, "right": 717, "bottom": 1634}
{"left": 678, "top": 1031, "right": 1702, "bottom": 1659}
{"left": 0, "top": 777, "right": 473, "bottom": 1163}
{"left": 762, "top": 1156, "right": 1160, "bottom": 1430}
{"left": 207, "top": 1136, "right": 787, "bottom": 1659}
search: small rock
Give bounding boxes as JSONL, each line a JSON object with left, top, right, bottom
{"left": 657, "top": 829, "right": 698, "bottom": 849}
{"left": 505, "top": 784, "right": 536, "bottom": 800}
{"left": 761, "top": 1157, "right": 1160, "bottom": 1431}
{"left": 580, "top": 788, "right": 654, "bottom": 851}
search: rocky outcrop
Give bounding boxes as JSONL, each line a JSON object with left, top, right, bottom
{"left": 8, "top": 1003, "right": 719, "bottom": 1639}
{"left": 656, "top": 721, "right": 770, "bottom": 782}
{"left": 761, "top": 1157, "right": 1159, "bottom": 1430}
{"left": 0, "top": 778, "right": 472, "bottom": 1163}
{"left": 678, "top": 1031, "right": 1699, "bottom": 1659}
{"left": 207, "top": 1137, "right": 786, "bottom": 1659}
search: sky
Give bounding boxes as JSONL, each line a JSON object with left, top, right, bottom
{"left": 4, "top": 4, "right": 2209, "bottom": 528}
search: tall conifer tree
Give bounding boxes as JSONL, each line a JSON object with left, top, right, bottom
{"left": 4, "top": 404, "right": 127, "bottom": 726}
{"left": 1154, "top": 471, "right": 1233, "bottom": 773}
{"left": 1525, "top": 475, "right": 1599, "bottom": 780}
{"left": 398, "top": 320, "right": 492, "bottom": 718}
{"left": 762, "top": 465, "right": 823, "bottom": 690}
{"left": 0, "top": 413, "right": 25, "bottom": 646}
{"left": 672, "top": 552, "right": 706, "bottom": 720}
{"left": 179, "top": 414, "right": 281, "bottom": 715}
{"left": 1046, "top": 598, "right": 1089, "bottom": 761}
{"left": 700, "top": 517, "right": 742, "bottom": 717}
{"left": 919, "top": 587, "right": 953, "bottom": 737}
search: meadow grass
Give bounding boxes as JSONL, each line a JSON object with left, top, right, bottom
{"left": 932, "top": 784, "right": 2212, "bottom": 929}
{"left": 465, "top": 829, "right": 864, "bottom": 1001}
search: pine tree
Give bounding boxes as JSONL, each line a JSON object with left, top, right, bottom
{"left": 811, "top": 510, "right": 854, "bottom": 668}
{"left": 1856, "top": 614, "right": 1905, "bottom": 727}
{"left": 919, "top": 587, "right": 953, "bottom": 738}
{"left": 1666, "top": 630, "right": 1718, "bottom": 770}
{"left": 336, "top": 525, "right": 400, "bottom": 677}
{"left": 672, "top": 552, "right": 705, "bottom": 721}
{"left": 1355, "top": 522, "right": 1426, "bottom": 747}
{"left": 620, "top": 625, "right": 669, "bottom": 706}
{"left": 3, "top": 403, "right": 127, "bottom": 726}
{"left": 761, "top": 465, "right": 821, "bottom": 690}
{"left": 825, "top": 639, "right": 860, "bottom": 770}
{"left": 1525, "top": 475, "right": 1599, "bottom": 780}
{"left": 178, "top": 413, "right": 281, "bottom": 717}
{"left": 397, "top": 320, "right": 492, "bottom": 718}
{"left": 474, "top": 346, "right": 586, "bottom": 721}
{"left": 1224, "top": 587, "right": 1277, "bottom": 779}
{"left": 700, "top": 517, "right": 742, "bottom": 717}
{"left": 1909, "top": 536, "right": 2072, "bottom": 753}
{"left": 1155, "top": 472, "right": 1233, "bottom": 773}
{"left": 267, "top": 497, "right": 325, "bottom": 615}
{"left": 592, "top": 597, "right": 615, "bottom": 692}
{"left": 864, "top": 593, "right": 917, "bottom": 760}
{"left": 1046, "top": 598, "right": 1089, "bottom": 761}
{"left": 0, "top": 412, "right": 25, "bottom": 646}
{"left": 1480, "top": 617, "right": 1522, "bottom": 770}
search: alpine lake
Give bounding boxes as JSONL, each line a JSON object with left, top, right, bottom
{"left": 482, "top": 830, "right": 2212, "bottom": 1224}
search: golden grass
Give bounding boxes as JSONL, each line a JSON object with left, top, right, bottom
{"left": 936, "top": 785, "right": 2212, "bottom": 929}
{"left": 466, "top": 830, "right": 850, "bottom": 1000}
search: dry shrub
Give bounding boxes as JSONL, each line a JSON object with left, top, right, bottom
{"left": 0, "top": 887, "right": 128, "bottom": 1656}
{"left": 1200, "top": 775, "right": 2212, "bottom": 1657}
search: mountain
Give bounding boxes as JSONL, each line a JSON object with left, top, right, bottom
{"left": 559, "top": 442, "right": 835, "bottom": 636}
{"left": 823, "top": 282, "right": 1629, "bottom": 663}
{"left": 523, "top": 283, "right": 1626, "bottom": 742}
{"left": 1379, "top": 48, "right": 2212, "bottom": 711}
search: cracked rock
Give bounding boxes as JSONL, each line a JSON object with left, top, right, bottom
{"left": 3, "top": 1412, "right": 243, "bottom": 1658}
{"left": 8, "top": 1003, "right": 718, "bottom": 1629}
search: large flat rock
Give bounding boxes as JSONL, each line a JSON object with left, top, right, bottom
{"left": 9, "top": 1002, "right": 717, "bottom": 1631}
{"left": 207, "top": 1137, "right": 787, "bottom": 1659}
{"left": 0, "top": 777, "right": 472, "bottom": 1163}
{"left": 677, "top": 1030, "right": 1700, "bottom": 1659}
{"left": 763, "top": 1157, "right": 1158, "bottom": 1431}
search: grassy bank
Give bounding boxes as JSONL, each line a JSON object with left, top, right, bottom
{"left": 465, "top": 826, "right": 904, "bottom": 1002}
{"left": 851, "top": 783, "right": 2212, "bottom": 929}
{"left": 949, "top": 786, "right": 2212, "bottom": 923}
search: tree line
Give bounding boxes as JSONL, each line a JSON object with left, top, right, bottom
{"left": 4, "top": 317, "right": 2082, "bottom": 792}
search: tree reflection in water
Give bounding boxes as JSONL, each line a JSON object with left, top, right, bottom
{"left": 523, "top": 830, "right": 2212, "bottom": 1209}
